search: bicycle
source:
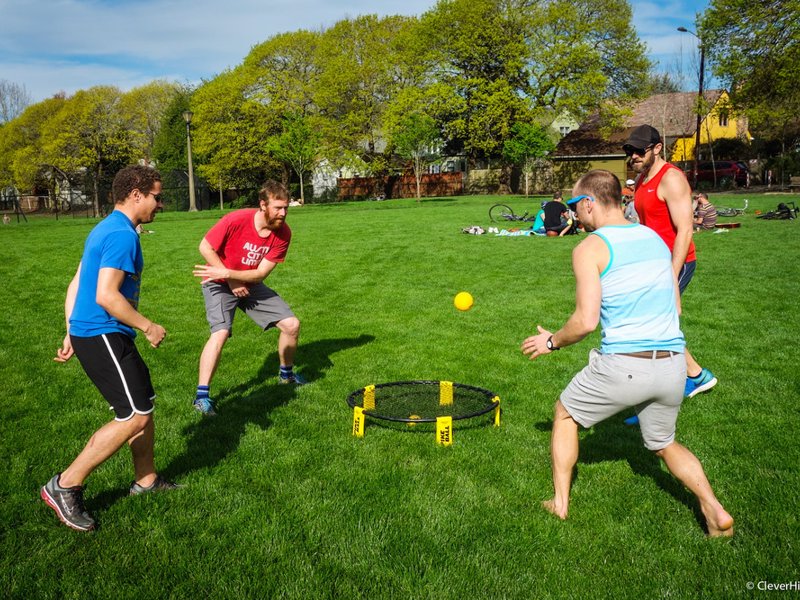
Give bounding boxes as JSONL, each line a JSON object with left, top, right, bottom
{"left": 716, "top": 198, "right": 748, "bottom": 217}
{"left": 488, "top": 203, "right": 536, "bottom": 223}
{"left": 757, "top": 202, "right": 798, "bottom": 220}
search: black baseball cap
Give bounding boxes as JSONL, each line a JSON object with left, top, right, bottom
{"left": 623, "top": 125, "right": 661, "bottom": 153}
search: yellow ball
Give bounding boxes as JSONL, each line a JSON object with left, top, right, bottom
{"left": 407, "top": 415, "right": 421, "bottom": 427}
{"left": 454, "top": 291, "right": 474, "bottom": 311}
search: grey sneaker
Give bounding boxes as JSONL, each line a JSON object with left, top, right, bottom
{"left": 41, "top": 474, "right": 96, "bottom": 531}
{"left": 193, "top": 396, "right": 217, "bottom": 415}
{"left": 130, "top": 475, "right": 182, "bottom": 496}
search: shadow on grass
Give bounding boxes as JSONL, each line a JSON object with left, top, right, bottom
{"left": 159, "top": 334, "right": 375, "bottom": 481}
{"left": 89, "top": 335, "right": 374, "bottom": 512}
{"left": 533, "top": 417, "right": 705, "bottom": 530}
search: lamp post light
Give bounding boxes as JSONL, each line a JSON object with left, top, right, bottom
{"left": 678, "top": 26, "right": 705, "bottom": 189}
{"left": 183, "top": 110, "right": 198, "bottom": 212}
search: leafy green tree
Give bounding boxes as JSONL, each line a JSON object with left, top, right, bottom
{"left": 419, "top": 0, "right": 648, "bottom": 192}
{"left": 390, "top": 112, "right": 441, "bottom": 200}
{"left": 121, "top": 80, "right": 179, "bottom": 163}
{"left": 0, "top": 97, "right": 65, "bottom": 190}
{"left": 700, "top": 0, "right": 800, "bottom": 180}
{"left": 191, "top": 66, "right": 283, "bottom": 192}
{"left": 42, "top": 86, "right": 134, "bottom": 213}
{"left": 266, "top": 114, "right": 321, "bottom": 203}
{"left": 243, "top": 30, "right": 321, "bottom": 119}
{"left": 700, "top": 0, "right": 799, "bottom": 119}
{"left": 315, "top": 15, "right": 419, "bottom": 162}
{"left": 152, "top": 86, "right": 196, "bottom": 209}
{"left": 523, "top": 0, "right": 650, "bottom": 117}
{"left": 502, "top": 122, "right": 555, "bottom": 196}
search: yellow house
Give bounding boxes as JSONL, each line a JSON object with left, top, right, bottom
{"left": 551, "top": 90, "right": 751, "bottom": 189}
{"left": 642, "top": 90, "right": 751, "bottom": 163}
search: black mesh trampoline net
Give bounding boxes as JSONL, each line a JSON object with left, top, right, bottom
{"left": 346, "top": 380, "right": 498, "bottom": 423}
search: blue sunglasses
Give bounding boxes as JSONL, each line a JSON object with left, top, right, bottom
{"left": 566, "top": 195, "right": 594, "bottom": 206}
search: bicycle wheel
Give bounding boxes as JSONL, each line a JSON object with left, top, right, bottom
{"left": 489, "top": 204, "right": 514, "bottom": 223}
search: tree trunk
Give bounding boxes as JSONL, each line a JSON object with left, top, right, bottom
{"left": 498, "top": 163, "right": 513, "bottom": 195}
{"left": 93, "top": 165, "right": 101, "bottom": 218}
{"left": 414, "top": 154, "right": 422, "bottom": 200}
{"left": 299, "top": 173, "right": 305, "bottom": 203}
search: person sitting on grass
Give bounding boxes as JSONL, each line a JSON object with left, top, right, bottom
{"left": 543, "top": 192, "right": 572, "bottom": 237}
{"left": 531, "top": 201, "right": 547, "bottom": 235}
{"left": 521, "top": 169, "right": 733, "bottom": 538}
{"left": 693, "top": 192, "right": 717, "bottom": 231}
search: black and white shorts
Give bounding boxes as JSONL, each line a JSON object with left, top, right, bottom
{"left": 70, "top": 333, "right": 155, "bottom": 421}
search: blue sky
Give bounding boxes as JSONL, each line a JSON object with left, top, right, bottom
{"left": 0, "top": 0, "right": 713, "bottom": 103}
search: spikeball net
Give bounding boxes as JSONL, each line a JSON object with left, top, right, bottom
{"left": 347, "top": 380, "right": 500, "bottom": 445}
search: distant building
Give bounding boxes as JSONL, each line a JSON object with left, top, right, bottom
{"left": 551, "top": 90, "right": 751, "bottom": 188}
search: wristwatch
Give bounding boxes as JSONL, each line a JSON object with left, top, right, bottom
{"left": 546, "top": 336, "right": 560, "bottom": 351}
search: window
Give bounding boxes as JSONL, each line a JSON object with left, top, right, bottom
{"left": 559, "top": 126, "right": 571, "bottom": 136}
{"left": 719, "top": 114, "right": 729, "bottom": 127}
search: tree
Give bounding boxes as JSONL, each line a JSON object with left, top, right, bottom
{"left": 121, "top": 80, "right": 179, "bottom": 163}
{"left": 0, "top": 80, "right": 32, "bottom": 124}
{"left": 701, "top": 0, "right": 799, "bottom": 119}
{"left": 42, "top": 86, "right": 134, "bottom": 214}
{"left": 645, "top": 71, "right": 682, "bottom": 95}
{"left": 390, "top": 112, "right": 441, "bottom": 200}
{"left": 192, "top": 66, "right": 283, "bottom": 193}
{"left": 152, "top": 86, "right": 196, "bottom": 209}
{"left": 419, "top": 0, "right": 649, "bottom": 192}
{"left": 700, "top": 0, "right": 800, "bottom": 183}
{"left": 502, "top": 123, "right": 555, "bottom": 196}
{"left": 266, "top": 114, "right": 321, "bottom": 203}
{"left": 0, "top": 97, "right": 66, "bottom": 191}
{"left": 315, "top": 15, "right": 419, "bottom": 161}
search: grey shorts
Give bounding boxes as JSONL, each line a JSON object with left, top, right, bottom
{"left": 202, "top": 281, "right": 295, "bottom": 335}
{"left": 560, "top": 349, "right": 686, "bottom": 451}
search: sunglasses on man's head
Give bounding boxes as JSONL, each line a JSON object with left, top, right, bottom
{"left": 624, "top": 144, "right": 654, "bottom": 157}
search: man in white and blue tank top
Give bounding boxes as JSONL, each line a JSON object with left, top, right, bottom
{"left": 521, "top": 169, "right": 733, "bottom": 537}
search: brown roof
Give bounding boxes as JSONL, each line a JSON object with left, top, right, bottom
{"left": 554, "top": 90, "right": 726, "bottom": 158}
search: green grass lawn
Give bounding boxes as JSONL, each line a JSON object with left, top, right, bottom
{"left": 1, "top": 191, "right": 799, "bottom": 599}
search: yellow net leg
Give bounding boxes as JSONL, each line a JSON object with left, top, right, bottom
{"left": 364, "top": 385, "right": 375, "bottom": 410}
{"left": 493, "top": 396, "right": 501, "bottom": 427}
{"left": 353, "top": 406, "right": 365, "bottom": 438}
{"left": 436, "top": 416, "right": 453, "bottom": 446}
{"left": 439, "top": 381, "right": 453, "bottom": 406}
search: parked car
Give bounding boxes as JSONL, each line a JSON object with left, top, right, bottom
{"left": 688, "top": 161, "right": 750, "bottom": 188}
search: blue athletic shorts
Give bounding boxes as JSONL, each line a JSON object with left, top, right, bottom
{"left": 677, "top": 260, "right": 696, "bottom": 295}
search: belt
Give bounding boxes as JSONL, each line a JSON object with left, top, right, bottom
{"left": 619, "top": 350, "right": 677, "bottom": 359}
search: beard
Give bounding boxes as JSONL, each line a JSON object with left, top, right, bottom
{"left": 629, "top": 151, "right": 656, "bottom": 174}
{"left": 266, "top": 215, "right": 285, "bottom": 230}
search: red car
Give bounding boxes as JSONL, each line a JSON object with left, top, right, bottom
{"left": 688, "top": 161, "right": 750, "bottom": 187}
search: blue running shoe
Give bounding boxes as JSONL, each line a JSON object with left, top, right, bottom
{"left": 279, "top": 371, "right": 307, "bottom": 385}
{"left": 193, "top": 397, "right": 217, "bottom": 416}
{"left": 623, "top": 415, "right": 640, "bottom": 426}
{"left": 684, "top": 368, "right": 718, "bottom": 398}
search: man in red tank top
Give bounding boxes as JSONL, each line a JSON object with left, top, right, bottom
{"left": 624, "top": 125, "right": 717, "bottom": 403}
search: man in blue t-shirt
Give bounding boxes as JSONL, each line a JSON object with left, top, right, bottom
{"left": 520, "top": 169, "right": 733, "bottom": 538}
{"left": 41, "top": 165, "right": 178, "bottom": 532}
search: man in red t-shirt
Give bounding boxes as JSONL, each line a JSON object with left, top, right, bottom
{"left": 191, "top": 180, "right": 304, "bottom": 415}
{"left": 624, "top": 124, "right": 717, "bottom": 405}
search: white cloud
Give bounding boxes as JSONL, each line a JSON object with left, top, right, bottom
{"left": 1, "top": 0, "right": 713, "bottom": 101}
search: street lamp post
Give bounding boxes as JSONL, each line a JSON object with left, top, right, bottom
{"left": 183, "top": 110, "right": 198, "bottom": 212}
{"left": 678, "top": 26, "right": 705, "bottom": 189}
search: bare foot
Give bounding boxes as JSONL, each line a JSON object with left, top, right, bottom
{"left": 542, "top": 499, "right": 568, "bottom": 520}
{"left": 703, "top": 504, "right": 734, "bottom": 538}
